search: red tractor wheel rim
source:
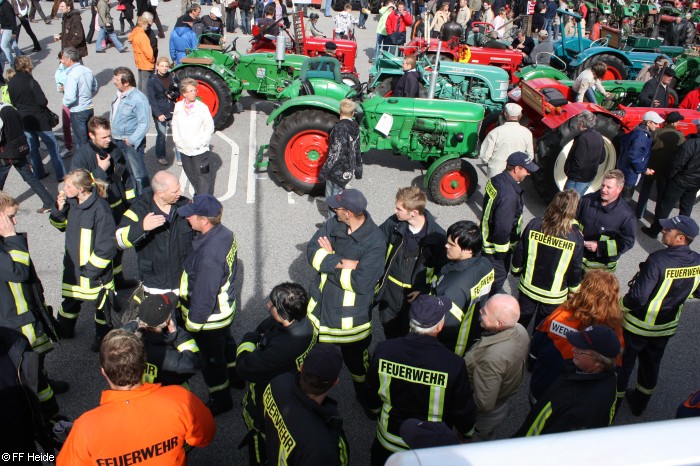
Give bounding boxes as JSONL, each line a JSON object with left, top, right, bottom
{"left": 284, "top": 130, "right": 329, "bottom": 183}
{"left": 195, "top": 80, "right": 220, "bottom": 116}
{"left": 439, "top": 169, "right": 469, "bottom": 199}
{"left": 602, "top": 67, "right": 623, "bottom": 81}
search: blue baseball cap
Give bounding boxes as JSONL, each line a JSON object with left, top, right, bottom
{"left": 507, "top": 151, "right": 539, "bottom": 172}
{"left": 326, "top": 189, "right": 367, "bottom": 214}
{"left": 566, "top": 325, "right": 621, "bottom": 359}
{"left": 409, "top": 295, "right": 451, "bottom": 329}
{"left": 177, "top": 194, "right": 222, "bottom": 217}
{"left": 660, "top": 215, "right": 699, "bottom": 238}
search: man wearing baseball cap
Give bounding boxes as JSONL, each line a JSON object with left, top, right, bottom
{"left": 306, "top": 188, "right": 386, "bottom": 401}
{"left": 515, "top": 325, "right": 620, "bottom": 436}
{"left": 639, "top": 64, "right": 676, "bottom": 108}
{"left": 643, "top": 118, "right": 700, "bottom": 238}
{"left": 619, "top": 215, "right": 700, "bottom": 416}
{"left": 480, "top": 103, "right": 534, "bottom": 179}
{"left": 263, "top": 343, "right": 350, "bottom": 465}
{"left": 121, "top": 292, "right": 205, "bottom": 386}
{"left": 481, "top": 151, "right": 538, "bottom": 296}
{"left": 177, "top": 194, "right": 241, "bottom": 415}
{"left": 617, "top": 111, "right": 663, "bottom": 202}
{"left": 200, "top": 6, "right": 224, "bottom": 45}
{"left": 364, "top": 295, "right": 476, "bottom": 464}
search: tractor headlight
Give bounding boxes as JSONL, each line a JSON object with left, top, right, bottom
{"left": 455, "top": 132, "right": 464, "bottom": 142}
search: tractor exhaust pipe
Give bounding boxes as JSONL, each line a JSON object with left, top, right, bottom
{"left": 276, "top": 33, "right": 286, "bottom": 69}
{"left": 428, "top": 41, "right": 441, "bottom": 99}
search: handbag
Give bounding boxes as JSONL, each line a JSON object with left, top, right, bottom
{"left": 116, "top": 3, "right": 126, "bottom": 10}
{"left": 45, "top": 108, "right": 60, "bottom": 128}
{"left": 105, "top": 23, "right": 115, "bottom": 33}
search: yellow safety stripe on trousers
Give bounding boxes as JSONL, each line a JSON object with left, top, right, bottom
{"left": 525, "top": 401, "right": 553, "bottom": 436}
{"left": 115, "top": 226, "right": 133, "bottom": 249}
{"left": 208, "top": 379, "right": 230, "bottom": 393}
{"left": 125, "top": 189, "right": 136, "bottom": 200}
{"left": 122, "top": 209, "right": 139, "bottom": 223}
{"left": 9, "top": 282, "right": 29, "bottom": 317}
{"left": 312, "top": 248, "right": 331, "bottom": 271}
{"left": 113, "top": 263, "right": 123, "bottom": 275}
{"left": 37, "top": 385, "right": 54, "bottom": 403}
{"left": 636, "top": 383, "right": 656, "bottom": 395}
{"left": 88, "top": 252, "right": 110, "bottom": 269}
{"left": 177, "top": 339, "right": 199, "bottom": 353}
{"left": 388, "top": 275, "right": 412, "bottom": 288}
{"left": 31, "top": 333, "right": 53, "bottom": 354}
{"left": 50, "top": 218, "right": 67, "bottom": 230}
{"left": 20, "top": 322, "right": 36, "bottom": 345}
{"left": 517, "top": 281, "right": 568, "bottom": 305}
{"left": 79, "top": 228, "right": 92, "bottom": 266}
{"left": 227, "top": 361, "right": 236, "bottom": 369}
{"left": 622, "top": 311, "right": 680, "bottom": 337}
{"left": 236, "top": 341, "right": 256, "bottom": 357}
{"left": 8, "top": 249, "right": 30, "bottom": 266}
{"left": 110, "top": 199, "right": 123, "bottom": 209}
{"left": 340, "top": 268, "right": 354, "bottom": 292}
{"left": 317, "top": 323, "right": 372, "bottom": 344}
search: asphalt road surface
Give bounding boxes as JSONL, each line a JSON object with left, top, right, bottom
{"left": 3, "top": 5, "right": 700, "bottom": 466}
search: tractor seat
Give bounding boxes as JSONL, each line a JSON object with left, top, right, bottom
{"left": 541, "top": 87, "right": 570, "bottom": 107}
{"left": 179, "top": 57, "right": 214, "bottom": 65}
{"left": 301, "top": 56, "right": 342, "bottom": 83}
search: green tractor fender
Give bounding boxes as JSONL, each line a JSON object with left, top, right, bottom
{"left": 517, "top": 65, "right": 570, "bottom": 82}
{"left": 267, "top": 95, "right": 343, "bottom": 126}
{"left": 173, "top": 61, "right": 242, "bottom": 93}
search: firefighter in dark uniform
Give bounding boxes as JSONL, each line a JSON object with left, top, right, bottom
{"left": 0, "top": 192, "right": 66, "bottom": 423}
{"left": 177, "top": 194, "right": 240, "bottom": 416}
{"left": 71, "top": 116, "right": 135, "bottom": 289}
{"left": 618, "top": 215, "right": 700, "bottom": 416}
{"left": 481, "top": 151, "right": 539, "bottom": 295}
{"left": 306, "top": 189, "right": 386, "bottom": 398}
{"left": 363, "top": 295, "right": 477, "bottom": 465}
{"left": 434, "top": 220, "right": 494, "bottom": 356}
{"left": 121, "top": 292, "right": 205, "bottom": 386}
{"left": 115, "top": 170, "right": 194, "bottom": 296}
{"left": 50, "top": 169, "right": 117, "bottom": 351}
{"left": 263, "top": 343, "right": 350, "bottom": 466}
{"left": 375, "top": 186, "right": 447, "bottom": 339}
{"left": 514, "top": 325, "right": 620, "bottom": 436}
{"left": 236, "top": 283, "right": 317, "bottom": 466}
{"left": 576, "top": 169, "right": 636, "bottom": 272}
{"left": 511, "top": 190, "right": 584, "bottom": 328}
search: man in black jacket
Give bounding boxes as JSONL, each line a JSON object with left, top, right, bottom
{"left": 563, "top": 111, "right": 605, "bottom": 197}
{"left": 639, "top": 67, "right": 676, "bottom": 108}
{"left": 643, "top": 125, "right": 700, "bottom": 238}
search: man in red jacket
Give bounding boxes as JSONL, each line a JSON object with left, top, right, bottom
{"left": 385, "top": 1, "right": 412, "bottom": 50}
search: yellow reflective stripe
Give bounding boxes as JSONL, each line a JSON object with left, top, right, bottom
{"left": 341, "top": 317, "right": 353, "bottom": 329}
{"left": 342, "top": 290, "right": 356, "bottom": 306}
{"left": 31, "top": 333, "right": 53, "bottom": 354}
{"left": 122, "top": 209, "right": 139, "bottom": 222}
{"left": 50, "top": 218, "right": 67, "bottom": 229}
{"left": 312, "top": 248, "right": 331, "bottom": 271}
{"left": 644, "top": 276, "right": 674, "bottom": 326}
{"left": 427, "top": 385, "right": 445, "bottom": 422}
{"left": 125, "top": 189, "right": 136, "bottom": 200}
{"left": 9, "top": 283, "right": 29, "bottom": 316}
{"left": 606, "top": 239, "right": 617, "bottom": 257}
{"left": 9, "top": 250, "right": 29, "bottom": 266}
{"left": 636, "top": 383, "right": 655, "bottom": 395}
{"left": 449, "top": 302, "right": 464, "bottom": 322}
{"left": 317, "top": 322, "right": 372, "bottom": 343}
{"left": 526, "top": 401, "right": 553, "bottom": 436}
{"left": 340, "top": 268, "right": 353, "bottom": 291}
{"left": 209, "top": 380, "right": 230, "bottom": 393}
{"left": 79, "top": 228, "right": 92, "bottom": 266}
{"left": 110, "top": 199, "right": 123, "bottom": 209}
{"left": 177, "top": 339, "right": 199, "bottom": 353}
{"left": 388, "top": 275, "right": 412, "bottom": 288}
{"left": 88, "top": 252, "right": 110, "bottom": 269}
{"left": 236, "top": 341, "right": 256, "bottom": 357}
{"left": 20, "top": 322, "right": 36, "bottom": 344}
{"left": 115, "top": 226, "right": 133, "bottom": 249}
{"left": 37, "top": 385, "right": 54, "bottom": 403}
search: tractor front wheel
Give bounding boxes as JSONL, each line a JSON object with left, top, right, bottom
{"left": 533, "top": 115, "right": 620, "bottom": 202}
{"left": 427, "top": 158, "right": 478, "bottom": 206}
{"left": 268, "top": 109, "right": 338, "bottom": 196}
{"left": 576, "top": 54, "right": 628, "bottom": 81}
{"left": 176, "top": 66, "right": 235, "bottom": 130}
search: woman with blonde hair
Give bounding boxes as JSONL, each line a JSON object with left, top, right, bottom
{"left": 50, "top": 169, "right": 117, "bottom": 352}
{"left": 512, "top": 189, "right": 584, "bottom": 328}
{"left": 528, "top": 269, "right": 625, "bottom": 402}
{"left": 147, "top": 56, "right": 178, "bottom": 165}
{"left": 429, "top": 1, "right": 450, "bottom": 38}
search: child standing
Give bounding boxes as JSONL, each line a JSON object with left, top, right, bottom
{"left": 334, "top": 3, "right": 358, "bottom": 39}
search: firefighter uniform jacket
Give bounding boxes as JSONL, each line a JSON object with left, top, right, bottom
{"left": 434, "top": 255, "right": 494, "bottom": 356}
{"left": 50, "top": 191, "right": 117, "bottom": 300}
{"left": 622, "top": 245, "right": 700, "bottom": 338}
{"left": 481, "top": 172, "right": 524, "bottom": 258}
{"left": 115, "top": 190, "right": 194, "bottom": 293}
{"left": 121, "top": 320, "right": 205, "bottom": 386}
{"left": 576, "top": 192, "right": 636, "bottom": 271}
{"left": 70, "top": 140, "right": 135, "bottom": 222}
{"left": 514, "top": 361, "right": 617, "bottom": 436}
{"left": 364, "top": 334, "right": 477, "bottom": 453}
{"left": 374, "top": 209, "right": 447, "bottom": 321}
{"left": 237, "top": 316, "right": 317, "bottom": 432}
{"left": 179, "top": 224, "right": 237, "bottom": 332}
{"left": 306, "top": 214, "right": 386, "bottom": 344}
{"left": 264, "top": 373, "right": 349, "bottom": 466}
{"left": 0, "top": 233, "right": 52, "bottom": 354}
{"left": 511, "top": 218, "right": 584, "bottom": 305}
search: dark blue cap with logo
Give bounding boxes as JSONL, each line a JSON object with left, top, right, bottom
{"left": 177, "top": 194, "right": 222, "bottom": 217}
{"left": 409, "top": 295, "right": 452, "bottom": 329}
{"left": 660, "top": 215, "right": 699, "bottom": 238}
{"left": 326, "top": 189, "right": 367, "bottom": 214}
{"left": 507, "top": 151, "right": 539, "bottom": 172}
{"left": 566, "top": 325, "right": 621, "bottom": 358}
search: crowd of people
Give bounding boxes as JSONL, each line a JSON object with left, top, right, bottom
{"left": 1, "top": 0, "right": 700, "bottom": 465}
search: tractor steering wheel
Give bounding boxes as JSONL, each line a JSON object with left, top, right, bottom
{"left": 222, "top": 37, "right": 239, "bottom": 54}
{"left": 590, "top": 37, "right": 609, "bottom": 47}
{"left": 346, "top": 81, "right": 368, "bottom": 100}
{"left": 601, "top": 86, "right": 626, "bottom": 110}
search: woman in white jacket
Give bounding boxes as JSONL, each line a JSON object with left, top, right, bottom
{"left": 171, "top": 78, "right": 215, "bottom": 195}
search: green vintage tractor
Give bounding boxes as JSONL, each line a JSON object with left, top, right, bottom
{"left": 258, "top": 93, "right": 485, "bottom": 205}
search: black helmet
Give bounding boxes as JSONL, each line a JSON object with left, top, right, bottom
{"left": 309, "top": 12, "right": 319, "bottom": 20}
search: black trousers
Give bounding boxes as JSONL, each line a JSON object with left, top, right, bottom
{"left": 371, "top": 438, "right": 399, "bottom": 466}
{"left": 485, "top": 251, "right": 511, "bottom": 296}
{"left": 517, "top": 292, "right": 559, "bottom": 330}
{"left": 16, "top": 16, "right": 40, "bottom": 49}
{"left": 649, "top": 178, "right": 699, "bottom": 235}
{"left": 192, "top": 326, "right": 237, "bottom": 401}
{"left": 57, "top": 291, "right": 114, "bottom": 336}
{"left": 335, "top": 334, "right": 371, "bottom": 394}
{"left": 617, "top": 329, "right": 671, "bottom": 398}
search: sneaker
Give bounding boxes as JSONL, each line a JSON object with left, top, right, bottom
{"left": 32, "top": 46, "right": 41, "bottom": 52}
{"left": 30, "top": 18, "right": 39, "bottom": 23}
{"left": 176, "top": 160, "right": 182, "bottom": 166}
{"left": 60, "top": 148, "right": 72, "bottom": 159}
{"left": 36, "top": 206, "right": 52, "bottom": 214}
{"left": 45, "top": 20, "right": 52, "bottom": 24}
{"left": 48, "top": 379, "right": 70, "bottom": 395}
{"left": 119, "top": 48, "right": 129, "bottom": 53}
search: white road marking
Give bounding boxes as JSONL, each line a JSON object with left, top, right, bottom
{"left": 287, "top": 192, "right": 295, "bottom": 204}
{"left": 247, "top": 101, "right": 264, "bottom": 204}
{"left": 216, "top": 131, "right": 239, "bottom": 202}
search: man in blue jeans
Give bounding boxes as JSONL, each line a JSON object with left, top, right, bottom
{"left": 61, "top": 47, "right": 99, "bottom": 151}
{"left": 110, "top": 67, "right": 151, "bottom": 197}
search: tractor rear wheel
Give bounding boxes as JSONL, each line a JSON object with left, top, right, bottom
{"left": 341, "top": 73, "right": 362, "bottom": 93}
{"left": 268, "top": 109, "right": 338, "bottom": 196}
{"left": 533, "top": 115, "right": 620, "bottom": 202}
{"left": 427, "top": 158, "right": 478, "bottom": 205}
{"left": 577, "top": 54, "right": 628, "bottom": 80}
{"left": 176, "top": 66, "right": 235, "bottom": 130}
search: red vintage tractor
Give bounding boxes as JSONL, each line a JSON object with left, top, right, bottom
{"left": 508, "top": 77, "right": 700, "bottom": 200}
{"left": 249, "top": 11, "right": 360, "bottom": 88}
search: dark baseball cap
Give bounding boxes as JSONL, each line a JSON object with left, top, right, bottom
{"left": 663, "top": 67, "right": 676, "bottom": 77}
{"left": 326, "top": 189, "right": 367, "bottom": 214}
{"left": 409, "top": 295, "right": 451, "bottom": 329}
{"left": 566, "top": 325, "right": 621, "bottom": 359}
{"left": 400, "top": 419, "right": 460, "bottom": 449}
{"left": 660, "top": 215, "right": 699, "bottom": 238}
{"left": 138, "top": 292, "right": 178, "bottom": 327}
{"left": 507, "top": 151, "right": 539, "bottom": 173}
{"left": 302, "top": 343, "right": 343, "bottom": 383}
{"left": 665, "top": 111, "right": 685, "bottom": 124}
{"left": 325, "top": 41, "right": 337, "bottom": 51}
{"left": 177, "top": 194, "right": 222, "bottom": 217}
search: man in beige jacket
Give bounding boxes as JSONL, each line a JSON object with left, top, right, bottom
{"left": 480, "top": 103, "right": 534, "bottom": 179}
